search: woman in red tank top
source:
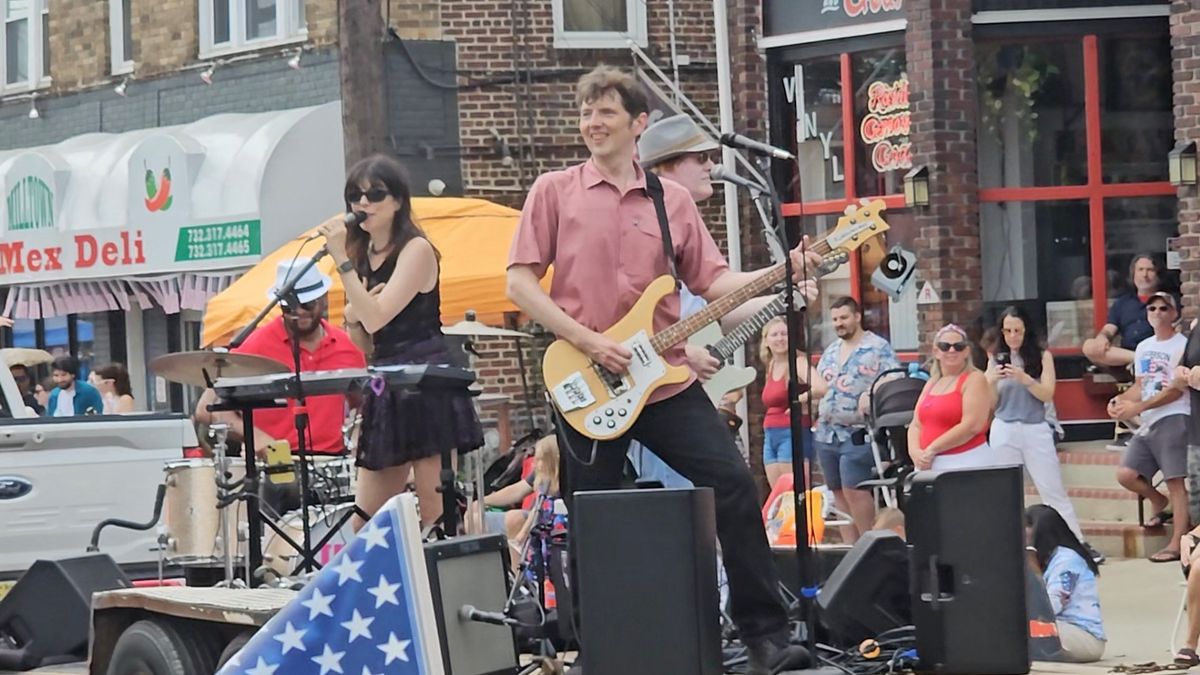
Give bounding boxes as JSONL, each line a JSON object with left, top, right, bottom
{"left": 759, "top": 317, "right": 813, "bottom": 488}
{"left": 909, "top": 324, "right": 1000, "bottom": 471}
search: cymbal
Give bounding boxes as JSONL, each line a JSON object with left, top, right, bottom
{"left": 0, "top": 348, "right": 53, "bottom": 368}
{"left": 443, "top": 320, "right": 531, "bottom": 339}
{"left": 151, "top": 351, "right": 289, "bottom": 388}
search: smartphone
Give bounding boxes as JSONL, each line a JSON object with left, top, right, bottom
{"left": 995, "top": 352, "right": 1011, "bottom": 367}
{"left": 265, "top": 440, "right": 296, "bottom": 485}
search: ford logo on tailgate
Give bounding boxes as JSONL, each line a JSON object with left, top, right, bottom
{"left": 0, "top": 476, "right": 32, "bottom": 500}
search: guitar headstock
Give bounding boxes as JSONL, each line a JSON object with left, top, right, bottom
{"left": 825, "top": 199, "right": 890, "bottom": 254}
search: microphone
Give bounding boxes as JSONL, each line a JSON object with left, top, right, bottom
{"left": 459, "top": 604, "right": 517, "bottom": 626}
{"left": 710, "top": 164, "right": 766, "bottom": 193}
{"left": 719, "top": 132, "right": 796, "bottom": 161}
{"left": 310, "top": 211, "right": 368, "bottom": 257}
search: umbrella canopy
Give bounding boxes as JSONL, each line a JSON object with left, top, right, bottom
{"left": 0, "top": 348, "right": 54, "bottom": 368}
{"left": 201, "top": 197, "right": 548, "bottom": 347}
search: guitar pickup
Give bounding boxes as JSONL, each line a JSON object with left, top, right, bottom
{"left": 593, "top": 363, "right": 630, "bottom": 397}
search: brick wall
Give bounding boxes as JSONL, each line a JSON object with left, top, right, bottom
{"left": 1173, "top": 0, "right": 1200, "bottom": 321}
{"left": 905, "top": 0, "right": 983, "bottom": 345}
{"left": 389, "top": 0, "right": 442, "bottom": 39}
{"left": 125, "top": 0, "right": 200, "bottom": 78}
{"left": 47, "top": 0, "right": 110, "bottom": 89}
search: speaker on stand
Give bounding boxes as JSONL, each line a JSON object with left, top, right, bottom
{"left": 0, "top": 554, "right": 131, "bottom": 670}
{"left": 907, "top": 466, "right": 1029, "bottom": 675}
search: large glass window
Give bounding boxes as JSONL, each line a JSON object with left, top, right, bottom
{"left": 200, "top": 0, "right": 305, "bottom": 58}
{"left": 785, "top": 57, "right": 845, "bottom": 203}
{"left": 1104, "top": 197, "right": 1179, "bottom": 296}
{"left": 552, "top": 0, "right": 647, "bottom": 49}
{"left": 1099, "top": 36, "right": 1172, "bottom": 184}
{"left": 977, "top": 41, "right": 1086, "bottom": 188}
{"left": 853, "top": 48, "right": 909, "bottom": 198}
{"left": 1, "top": 0, "right": 46, "bottom": 92}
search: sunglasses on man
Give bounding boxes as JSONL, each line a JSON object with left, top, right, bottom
{"left": 936, "top": 341, "right": 968, "bottom": 352}
{"left": 1146, "top": 304, "right": 1174, "bottom": 313}
{"left": 282, "top": 300, "right": 320, "bottom": 314}
{"left": 345, "top": 187, "right": 390, "bottom": 204}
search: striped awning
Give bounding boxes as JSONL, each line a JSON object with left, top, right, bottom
{"left": 3, "top": 271, "right": 240, "bottom": 319}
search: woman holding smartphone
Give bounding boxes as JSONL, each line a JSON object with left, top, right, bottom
{"left": 988, "top": 307, "right": 1102, "bottom": 564}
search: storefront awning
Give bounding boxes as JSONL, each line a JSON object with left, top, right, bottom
{"left": 0, "top": 102, "right": 345, "bottom": 318}
{"left": 201, "top": 197, "right": 552, "bottom": 347}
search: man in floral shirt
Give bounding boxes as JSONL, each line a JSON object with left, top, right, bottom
{"left": 811, "top": 296, "right": 899, "bottom": 542}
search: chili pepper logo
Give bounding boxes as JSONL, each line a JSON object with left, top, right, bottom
{"left": 143, "top": 165, "right": 173, "bottom": 212}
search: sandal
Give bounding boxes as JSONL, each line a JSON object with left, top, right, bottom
{"left": 1176, "top": 649, "right": 1200, "bottom": 667}
{"left": 1151, "top": 547, "right": 1182, "bottom": 563}
{"left": 1146, "top": 510, "right": 1175, "bottom": 529}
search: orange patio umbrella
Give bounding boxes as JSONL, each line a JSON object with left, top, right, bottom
{"left": 200, "top": 197, "right": 549, "bottom": 347}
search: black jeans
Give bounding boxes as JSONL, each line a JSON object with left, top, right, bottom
{"left": 557, "top": 382, "right": 788, "bottom": 641}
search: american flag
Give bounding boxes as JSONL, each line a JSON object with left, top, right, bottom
{"left": 218, "top": 495, "right": 443, "bottom": 675}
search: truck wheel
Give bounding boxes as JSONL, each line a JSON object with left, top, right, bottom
{"left": 215, "top": 630, "right": 254, "bottom": 669}
{"left": 106, "top": 619, "right": 214, "bottom": 675}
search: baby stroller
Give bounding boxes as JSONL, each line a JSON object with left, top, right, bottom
{"left": 861, "top": 363, "right": 929, "bottom": 508}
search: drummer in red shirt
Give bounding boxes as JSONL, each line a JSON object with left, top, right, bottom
{"left": 195, "top": 261, "right": 366, "bottom": 464}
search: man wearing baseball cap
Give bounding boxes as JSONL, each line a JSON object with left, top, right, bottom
{"left": 1110, "top": 290, "right": 1191, "bottom": 562}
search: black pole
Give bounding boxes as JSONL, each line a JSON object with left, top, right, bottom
{"left": 755, "top": 154, "right": 816, "bottom": 651}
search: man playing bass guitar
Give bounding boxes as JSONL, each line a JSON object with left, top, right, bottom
{"left": 506, "top": 65, "right": 820, "bottom": 675}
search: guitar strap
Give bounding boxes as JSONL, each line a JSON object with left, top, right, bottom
{"left": 643, "top": 171, "right": 680, "bottom": 290}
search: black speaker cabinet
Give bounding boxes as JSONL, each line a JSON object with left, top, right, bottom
{"left": 817, "top": 530, "right": 911, "bottom": 643}
{"left": 573, "top": 488, "right": 721, "bottom": 675}
{"left": 907, "top": 467, "right": 1030, "bottom": 675}
{"left": 424, "top": 534, "right": 519, "bottom": 675}
{"left": 0, "top": 554, "right": 131, "bottom": 670}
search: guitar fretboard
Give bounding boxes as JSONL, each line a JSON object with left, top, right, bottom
{"left": 649, "top": 239, "right": 833, "bottom": 354}
{"left": 711, "top": 293, "right": 790, "bottom": 361}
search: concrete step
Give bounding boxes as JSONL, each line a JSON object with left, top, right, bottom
{"left": 1054, "top": 450, "right": 1122, "bottom": 489}
{"left": 1057, "top": 439, "right": 1124, "bottom": 455}
{"left": 1080, "top": 520, "right": 1171, "bottom": 561}
{"left": 1024, "top": 485, "right": 1143, "bottom": 523}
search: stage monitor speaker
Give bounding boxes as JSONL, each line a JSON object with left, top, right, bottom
{"left": 907, "top": 466, "right": 1029, "bottom": 675}
{"left": 0, "top": 554, "right": 131, "bottom": 670}
{"left": 817, "top": 530, "right": 910, "bottom": 642}
{"left": 573, "top": 488, "right": 722, "bottom": 675}
{"left": 424, "top": 533, "right": 519, "bottom": 675}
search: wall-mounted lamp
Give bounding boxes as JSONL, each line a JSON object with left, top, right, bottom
{"left": 200, "top": 63, "right": 216, "bottom": 85}
{"left": 903, "top": 165, "right": 929, "bottom": 207}
{"left": 1169, "top": 140, "right": 1197, "bottom": 186}
{"left": 114, "top": 77, "right": 130, "bottom": 97}
{"left": 27, "top": 94, "right": 39, "bottom": 120}
{"left": 287, "top": 48, "right": 303, "bottom": 70}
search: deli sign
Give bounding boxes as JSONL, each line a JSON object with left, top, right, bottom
{"left": 0, "top": 135, "right": 262, "bottom": 283}
{"left": 764, "top": 0, "right": 903, "bottom": 37}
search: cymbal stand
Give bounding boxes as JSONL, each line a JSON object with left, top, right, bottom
{"left": 211, "top": 423, "right": 247, "bottom": 588}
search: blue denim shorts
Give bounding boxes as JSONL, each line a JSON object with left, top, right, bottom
{"left": 764, "top": 426, "right": 815, "bottom": 464}
{"left": 814, "top": 436, "right": 875, "bottom": 491}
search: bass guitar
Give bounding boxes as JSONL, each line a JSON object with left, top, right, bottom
{"left": 543, "top": 199, "right": 890, "bottom": 440}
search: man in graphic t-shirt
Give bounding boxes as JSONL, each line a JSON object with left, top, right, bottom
{"left": 1110, "top": 291, "right": 1190, "bottom": 563}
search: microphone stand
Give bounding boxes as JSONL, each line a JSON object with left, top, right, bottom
{"left": 229, "top": 247, "right": 331, "bottom": 576}
{"left": 753, "top": 153, "right": 817, "bottom": 653}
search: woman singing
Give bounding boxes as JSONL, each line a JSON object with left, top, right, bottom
{"left": 319, "top": 154, "right": 483, "bottom": 531}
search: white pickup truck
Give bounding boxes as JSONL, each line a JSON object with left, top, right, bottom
{"left": 0, "top": 361, "right": 198, "bottom": 584}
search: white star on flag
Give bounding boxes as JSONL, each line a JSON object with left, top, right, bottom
{"left": 360, "top": 667, "right": 380, "bottom": 675}
{"left": 378, "top": 632, "right": 412, "bottom": 665}
{"left": 245, "top": 657, "right": 278, "bottom": 675}
{"left": 331, "top": 555, "right": 364, "bottom": 586}
{"left": 360, "top": 522, "right": 391, "bottom": 551}
{"left": 312, "top": 644, "right": 346, "bottom": 675}
{"left": 301, "top": 587, "right": 335, "bottom": 620}
{"left": 272, "top": 621, "right": 306, "bottom": 654}
{"left": 340, "top": 609, "right": 375, "bottom": 643}
{"left": 368, "top": 575, "right": 400, "bottom": 608}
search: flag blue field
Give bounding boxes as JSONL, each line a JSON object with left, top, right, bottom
{"left": 217, "top": 495, "right": 443, "bottom": 675}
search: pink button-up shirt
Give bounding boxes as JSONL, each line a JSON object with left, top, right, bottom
{"left": 508, "top": 159, "right": 728, "bottom": 403}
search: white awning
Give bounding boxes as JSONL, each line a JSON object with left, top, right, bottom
{"left": 0, "top": 102, "right": 345, "bottom": 317}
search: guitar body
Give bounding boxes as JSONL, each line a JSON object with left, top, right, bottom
{"left": 543, "top": 275, "right": 692, "bottom": 440}
{"left": 689, "top": 322, "right": 758, "bottom": 404}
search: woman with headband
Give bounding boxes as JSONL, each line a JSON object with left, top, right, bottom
{"left": 908, "top": 324, "right": 1008, "bottom": 471}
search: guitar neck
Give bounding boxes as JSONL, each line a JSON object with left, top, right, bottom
{"left": 710, "top": 293, "right": 791, "bottom": 362}
{"left": 649, "top": 239, "right": 832, "bottom": 354}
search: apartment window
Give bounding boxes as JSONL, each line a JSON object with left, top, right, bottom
{"left": 199, "top": 0, "right": 306, "bottom": 58}
{"left": 2, "top": 0, "right": 49, "bottom": 92}
{"left": 109, "top": 0, "right": 133, "bottom": 74}
{"left": 552, "top": 0, "right": 647, "bottom": 49}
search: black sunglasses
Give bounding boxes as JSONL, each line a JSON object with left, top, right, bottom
{"left": 936, "top": 341, "right": 968, "bottom": 352}
{"left": 691, "top": 151, "right": 712, "bottom": 164}
{"left": 282, "top": 300, "right": 320, "bottom": 314}
{"left": 345, "top": 187, "right": 390, "bottom": 203}
{"left": 1147, "top": 304, "right": 1173, "bottom": 313}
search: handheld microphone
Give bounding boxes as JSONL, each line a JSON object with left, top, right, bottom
{"left": 459, "top": 604, "right": 516, "bottom": 626}
{"left": 719, "top": 132, "right": 796, "bottom": 161}
{"left": 710, "top": 164, "right": 767, "bottom": 193}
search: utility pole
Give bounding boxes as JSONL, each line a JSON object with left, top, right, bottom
{"left": 338, "top": 0, "right": 389, "bottom": 168}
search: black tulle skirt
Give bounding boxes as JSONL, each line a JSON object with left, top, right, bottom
{"left": 356, "top": 335, "right": 484, "bottom": 470}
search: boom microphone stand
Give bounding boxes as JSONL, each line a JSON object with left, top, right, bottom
{"left": 751, "top": 152, "right": 818, "bottom": 653}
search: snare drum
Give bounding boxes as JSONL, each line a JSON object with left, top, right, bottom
{"left": 263, "top": 503, "right": 357, "bottom": 576}
{"left": 162, "top": 458, "right": 248, "bottom": 565}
